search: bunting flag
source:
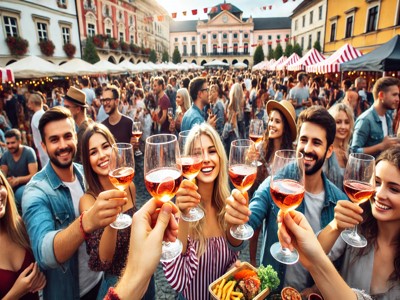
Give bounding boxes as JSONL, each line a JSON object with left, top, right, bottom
{"left": 221, "top": 3, "right": 232, "bottom": 10}
{"left": 210, "top": 6, "right": 218, "bottom": 13}
{"left": 269, "top": 5, "right": 272, "bottom": 9}
{"left": 172, "top": 12, "right": 177, "bottom": 18}
{"left": 203, "top": 8, "right": 208, "bottom": 13}
{"left": 192, "top": 9, "right": 197, "bottom": 15}
{"left": 157, "top": 15, "right": 164, "bottom": 22}
{"left": 182, "top": 11, "right": 187, "bottom": 16}
{"left": 283, "top": 0, "right": 288, "bottom": 3}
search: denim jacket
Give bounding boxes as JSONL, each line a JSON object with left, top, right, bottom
{"left": 22, "top": 163, "right": 85, "bottom": 300}
{"left": 230, "top": 171, "right": 348, "bottom": 291}
{"left": 350, "top": 106, "right": 393, "bottom": 157}
{"left": 181, "top": 104, "right": 206, "bottom": 132}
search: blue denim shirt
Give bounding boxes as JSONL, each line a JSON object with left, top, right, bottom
{"left": 22, "top": 163, "right": 85, "bottom": 300}
{"left": 350, "top": 106, "right": 393, "bottom": 156}
{"left": 181, "top": 104, "right": 206, "bottom": 131}
{"left": 230, "top": 172, "right": 348, "bottom": 291}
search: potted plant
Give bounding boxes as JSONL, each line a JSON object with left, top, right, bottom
{"left": 93, "top": 34, "right": 105, "bottom": 48}
{"left": 130, "top": 43, "right": 140, "bottom": 54}
{"left": 143, "top": 47, "right": 151, "bottom": 55}
{"left": 108, "top": 38, "right": 119, "bottom": 50}
{"left": 120, "top": 41, "right": 129, "bottom": 52}
{"left": 5, "top": 36, "right": 29, "bottom": 56}
{"left": 39, "top": 39, "right": 55, "bottom": 56}
{"left": 63, "top": 43, "right": 76, "bottom": 58}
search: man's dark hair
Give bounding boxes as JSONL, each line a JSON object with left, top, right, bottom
{"left": 81, "top": 77, "right": 89, "bottom": 87}
{"left": 343, "top": 79, "right": 352, "bottom": 91}
{"left": 5, "top": 128, "right": 21, "bottom": 140}
{"left": 182, "top": 77, "right": 190, "bottom": 89}
{"left": 188, "top": 77, "right": 206, "bottom": 102}
{"left": 372, "top": 77, "right": 400, "bottom": 100}
{"left": 39, "top": 106, "right": 74, "bottom": 144}
{"left": 251, "top": 78, "right": 258, "bottom": 88}
{"left": 297, "top": 106, "right": 336, "bottom": 148}
{"left": 297, "top": 72, "right": 308, "bottom": 82}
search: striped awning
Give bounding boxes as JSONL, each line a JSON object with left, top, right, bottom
{"left": 0, "top": 67, "right": 14, "bottom": 83}
{"left": 268, "top": 56, "right": 287, "bottom": 71}
{"left": 306, "top": 44, "right": 362, "bottom": 73}
{"left": 287, "top": 48, "right": 326, "bottom": 71}
{"left": 276, "top": 53, "right": 300, "bottom": 71}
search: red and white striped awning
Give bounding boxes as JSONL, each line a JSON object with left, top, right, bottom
{"left": 306, "top": 44, "right": 362, "bottom": 73}
{"left": 276, "top": 53, "right": 300, "bottom": 71}
{"left": 0, "top": 67, "right": 14, "bottom": 83}
{"left": 268, "top": 56, "right": 287, "bottom": 71}
{"left": 287, "top": 48, "right": 326, "bottom": 71}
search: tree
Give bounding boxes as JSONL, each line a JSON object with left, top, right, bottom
{"left": 267, "top": 48, "right": 274, "bottom": 60}
{"left": 284, "top": 43, "right": 293, "bottom": 57}
{"left": 313, "top": 40, "right": 322, "bottom": 53}
{"left": 293, "top": 42, "right": 303, "bottom": 57}
{"left": 162, "top": 50, "right": 169, "bottom": 62}
{"left": 253, "top": 45, "right": 264, "bottom": 65}
{"left": 274, "top": 43, "right": 283, "bottom": 60}
{"left": 172, "top": 47, "right": 181, "bottom": 64}
{"left": 82, "top": 37, "right": 100, "bottom": 64}
{"left": 149, "top": 49, "right": 157, "bottom": 63}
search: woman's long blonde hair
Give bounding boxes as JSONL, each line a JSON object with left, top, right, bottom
{"left": 0, "top": 172, "right": 31, "bottom": 251}
{"left": 185, "top": 123, "right": 230, "bottom": 257}
{"left": 228, "top": 83, "right": 244, "bottom": 121}
{"left": 328, "top": 103, "right": 354, "bottom": 155}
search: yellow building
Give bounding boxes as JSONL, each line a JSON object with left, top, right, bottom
{"left": 324, "top": 0, "right": 400, "bottom": 54}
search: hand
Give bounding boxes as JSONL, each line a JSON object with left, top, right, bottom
{"left": 84, "top": 190, "right": 128, "bottom": 232}
{"left": 6, "top": 262, "right": 46, "bottom": 298}
{"left": 277, "top": 210, "right": 326, "bottom": 270}
{"left": 169, "top": 119, "right": 176, "bottom": 133}
{"left": 175, "top": 179, "right": 201, "bottom": 216}
{"left": 381, "top": 136, "right": 400, "bottom": 149}
{"left": 332, "top": 200, "right": 363, "bottom": 232}
{"left": 225, "top": 189, "right": 251, "bottom": 227}
{"left": 7, "top": 176, "right": 19, "bottom": 188}
{"left": 207, "top": 114, "right": 217, "bottom": 128}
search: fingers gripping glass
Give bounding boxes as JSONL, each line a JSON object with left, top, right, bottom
{"left": 108, "top": 143, "right": 134, "bottom": 229}
{"left": 270, "top": 150, "right": 305, "bottom": 264}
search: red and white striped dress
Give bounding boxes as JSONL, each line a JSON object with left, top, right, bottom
{"left": 163, "top": 237, "right": 239, "bottom": 300}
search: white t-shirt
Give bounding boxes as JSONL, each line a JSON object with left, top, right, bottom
{"left": 63, "top": 178, "right": 103, "bottom": 297}
{"left": 378, "top": 114, "right": 388, "bottom": 137}
{"left": 31, "top": 109, "right": 49, "bottom": 167}
{"left": 284, "top": 190, "right": 325, "bottom": 291}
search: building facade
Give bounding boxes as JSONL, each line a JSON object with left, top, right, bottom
{"left": 169, "top": 3, "right": 291, "bottom": 67}
{"left": 0, "top": 0, "right": 81, "bottom": 66}
{"left": 76, "top": 0, "right": 170, "bottom": 64}
{"left": 324, "top": 0, "right": 400, "bottom": 54}
{"left": 291, "top": 0, "right": 327, "bottom": 54}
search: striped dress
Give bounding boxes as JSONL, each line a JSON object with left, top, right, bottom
{"left": 163, "top": 237, "right": 239, "bottom": 300}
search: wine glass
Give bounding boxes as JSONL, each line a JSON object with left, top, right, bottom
{"left": 341, "top": 153, "right": 375, "bottom": 248}
{"left": 270, "top": 149, "right": 305, "bottom": 264}
{"left": 132, "top": 121, "right": 143, "bottom": 156}
{"left": 108, "top": 143, "right": 135, "bottom": 230}
{"left": 178, "top": 129, "right": 205, "bottom": 222}
{"left": 249, "top": 119, "right": 264, "bottom": 166}
{"left": 228, "top": 139, "right": 258, "bottom": 240}
{"left": 144, "top": 134, "right": 183, "bottom": 262}
{"left": 167, "top": 107, "right": 174, "bottom": 121}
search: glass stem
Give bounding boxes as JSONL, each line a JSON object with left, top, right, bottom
{"left": 351, "top": 224, "right": 359, "bottom": 238}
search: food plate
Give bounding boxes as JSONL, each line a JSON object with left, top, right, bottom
{"left": 209, "top": 262, "right": 270, "bottom": 300}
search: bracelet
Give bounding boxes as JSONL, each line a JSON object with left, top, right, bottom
{"left": 104, "top": 287, "right": 120, "bottom": 300}
{"left": 79, "top": 211, "right": 91, "bottom": 240}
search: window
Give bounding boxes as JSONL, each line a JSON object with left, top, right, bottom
{"left": 183, "top": 37, "right": 186, "bottom": 41}
{"left": 268, "top": 35, "right": 272, "bottom": 40}
{"left": 88, "top": 23, "right": 95, "bottom": 36}
{"left": 202, "top": 34, "right": 206, "bottom": 39}
{"left": 174, "top": 37, "right": 178, "bottom": 42}
{"left": 233, "top": 43, "right": 238, "bottom": 54}
{"left": 345, "top": 16, "right": 353, "bottom": 38}
{"left": 37, "top": 22, "right": 48, "bottom": 41}
{"left": 130, "top": 16, "right": 133, "bottom": 26}
{"left": 258, "top": 35, "right": 262, "bottom": 40}
{"left": 183, "top": 45, "right": 187, "bottom": 54}
{"left": 119, "top": 32, "right": 124, "bottom": 41}
{"left": 244, "top": 33, "right": 248, "bottom": 39}
{"left": 244, "top": 43, "right": 248, "bottom": 54}
{"left": 202, "top": 44, "right": 206, "bottom": 54}
{"left": 3, "top": 16, "right": 18, "bottom": 37}
{"left": 308, "top": 34, "right": 312, "bottom": 49}
{"left": 366, "top": 5, "right": 378, "bottom": 32}
{"left": 330, "top": 22, "right": 336, "bottom": 42}
{"left": 223, "top": 43, "right": 227, "bottom": 54}
{"left": 233, "top": 33, "right": 238, "bottom": 39}
{"left": 223, "top": 33, "right": 227, "bottom": 39}
{"left": 213, "top": 44, "right": 217, "bottom": 54}
{"left": 58, "top": 0, "right": 67, "bottom": 4}
{"left": 301, "top": 36, "right": 304, "bottom": 49}
{"left": 302, "top": 15, "right": 306, "bottom": 27}
{"left": 62, "top": 27, "right": 70, "bottom": 44}
{"left": 212, "top": 34, "right": 217, "bottom": 39}
{"left": 130, "top": 35, "right": 134, "bottom": 43}
{"left": 319, "top": 6, "right": 323, "bottom": 20}
{"left": 295, "top": 20, "right": 298, "bottom": 30}
{"left": 191, "top": 45, "right": 196, "bottom": 54}
{"left": 277, "top": 35, "right": 281, "bottom": 39}
{"left": 310, "top": 11, "right": 313, "bottom": 24}
{"left": 192, "top": 36, "right": 195, "bottom": 41}
{"left": 317, "top": 31, "right": 321, "bottom": 44}
{"left": 106, "top": 28, "right": 111, "bottom": 37}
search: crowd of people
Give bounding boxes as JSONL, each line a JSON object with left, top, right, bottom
{"left": 0, "top": 69, "right": 399, "bottom": 300}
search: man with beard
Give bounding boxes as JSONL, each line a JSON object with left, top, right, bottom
{"left": 101, "top": 84, "right": 133, "bottom": 143}
{"left": 1, "top": 128, "right": 37, "bottom": 210}
{"left": 351, "top": 77, "right": 400, "bottom": 158}
{"left": 224, "top": 106, "right": 348, "bottom": 292}
{"left": 152, "top": 77, "right": 171, "bottom": 134}
{"left": 21, "top": 107, "right": 127, "bottom": 299}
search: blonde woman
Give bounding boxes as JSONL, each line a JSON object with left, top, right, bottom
{"left": 163, "top": 123, "right": 239, "bottom": 300}
{"left": 324, "top": 103, "right": 354, "bottom": 191}
{"left": 169, "top": 88, "right": 191, "bottom": 134}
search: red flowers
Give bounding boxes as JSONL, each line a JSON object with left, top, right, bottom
{"left": 63, "top": 43, "right": 76, "bottom": 58}
{"left": 5, "top": 36, "right": 29, "bottom": 56}
{"left": 39, "top": 40, "right": 55, "bottom": 56}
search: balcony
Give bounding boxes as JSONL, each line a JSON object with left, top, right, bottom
{"left": 83, "top": 1, "right": 96, "bottom": 12}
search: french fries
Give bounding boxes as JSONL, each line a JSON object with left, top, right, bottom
{"left": 212, "top": 279, "right": 243, "bottom": 300}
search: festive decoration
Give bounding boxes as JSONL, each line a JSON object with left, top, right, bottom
{"left": 39, "top": 40, "right": 55, "bottom": 56}
{"left": 192, "top": 9, "right": 197, "bottom": 15}
{"left": 63, "top": 43, "right": 76, "bottom": 58}
{"left": 5, "top": 36, "right": 29, "bottom": 56}
{"left": 172, "top": 12, "right": 177, "bottom": 18}
{"left": 93, "top": 34, "right": 105, "bottom": 48}
{"left": 203, "top": 8, "right": 208, "bottom": 13}
{"left": 130, "top": 43, "right": 140, "bottom": 54}
{"left": 120, "top": 41, "right": 129, "bottom": 51}
{"left": 108, "top": 38, "right": 119, "bottom": 50}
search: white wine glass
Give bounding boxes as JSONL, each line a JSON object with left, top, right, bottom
{"left": 108, "top": 143, "right": 135, "bottom": 230}
{"left": 270, "top": 149, "right": 305, "bottom": 264}
{"left": 132, "top": 121, "right": 143, "bottom": 156}
{"left": 144, "top": 134, "right": 183, "bottom": 262}
{"left": 341, "top": 153, "right": 375, "bottom": 248}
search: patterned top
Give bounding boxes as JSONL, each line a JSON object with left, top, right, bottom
{"left": 163, "top": 237, "right": 239, "bottom": 300}
{"left": 86, "top": 207, "right": 135, "bottom": 276}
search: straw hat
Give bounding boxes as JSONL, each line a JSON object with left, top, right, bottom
{"left": 266, "top": 100, "right": 297, "bottom": 141}
{"left": 65, "top": 86, "right": 89, "bottom": 108}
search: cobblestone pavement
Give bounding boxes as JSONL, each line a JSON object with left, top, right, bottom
{"left": 134, "top": 147, "right": 260, "bottom": 300}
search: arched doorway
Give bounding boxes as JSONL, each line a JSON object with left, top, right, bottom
{"left": 129, "top": 58, "right": 134, "bottom": 63}
{"left": 191, "top": 59, "right": 197, "bottom": 64}
{"left": 201, "top": 60, "right": 207, "bottom": 66}
{"left": 119, "top": 57, "right": 125, "bottom": 63}
{"left": 5, "top": 60, "right": 17, "bottom": 66}
{"left": 243, "top": 59, "right": 249, "bottom": 66}
{"left": 108, "top": 56, "right": 117, "bottom": 64}
{"left": 58, "top": 61, "right": 67, "bottom": 65}
{"left": 222, "top": 59, "right": 228, "bottom": 63}
{"left": 137, "top": 59, "right": 141, "bottom": 63}
{"left": 183, "top": 59, "right": 187, "bottom": 63}
{"left": 232, "top": 59, "right": 238, "bottom": 65}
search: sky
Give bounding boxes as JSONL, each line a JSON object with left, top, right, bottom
{"left": 155, "top": 0, "right": 302, "bottom": 21}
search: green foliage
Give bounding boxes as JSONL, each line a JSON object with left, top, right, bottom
{"left": 172, "top": 47, "right": 181, "bottom": 64}
{"left": 274, "top": 43, "right": 283, "bottom": 60}
{"left": 313, "top": 40, "right": 322, "bottom": 53}
{"left": 284, "top": 43, "right": 293, "bottom": 57}
{"left": 258, "top": 265, "right": 280, "bottom": 292}
{"left": 149, "top": 49, "right": 157, "bottom": 63}
{"left": 267, "top": 48, "right": 274, "bottom": 60}
{"left": 82, "top": 38, "right": 100, "bottom": 64}
{"left": 293, "top": 42, "right": 303, "bottom": 57}
{"left": 162, "top": 50, "right": 169, "bottom": 62}
{"left": 253, "top": 45, "right": 265, "bottom": 65}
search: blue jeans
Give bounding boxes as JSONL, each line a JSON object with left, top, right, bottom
{"left": 14, "top": 185, "right": 25, "bottom": 212}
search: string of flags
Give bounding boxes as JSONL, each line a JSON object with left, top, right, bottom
{"left": 142, "top": 1, "right": 296, "bottom": 23}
